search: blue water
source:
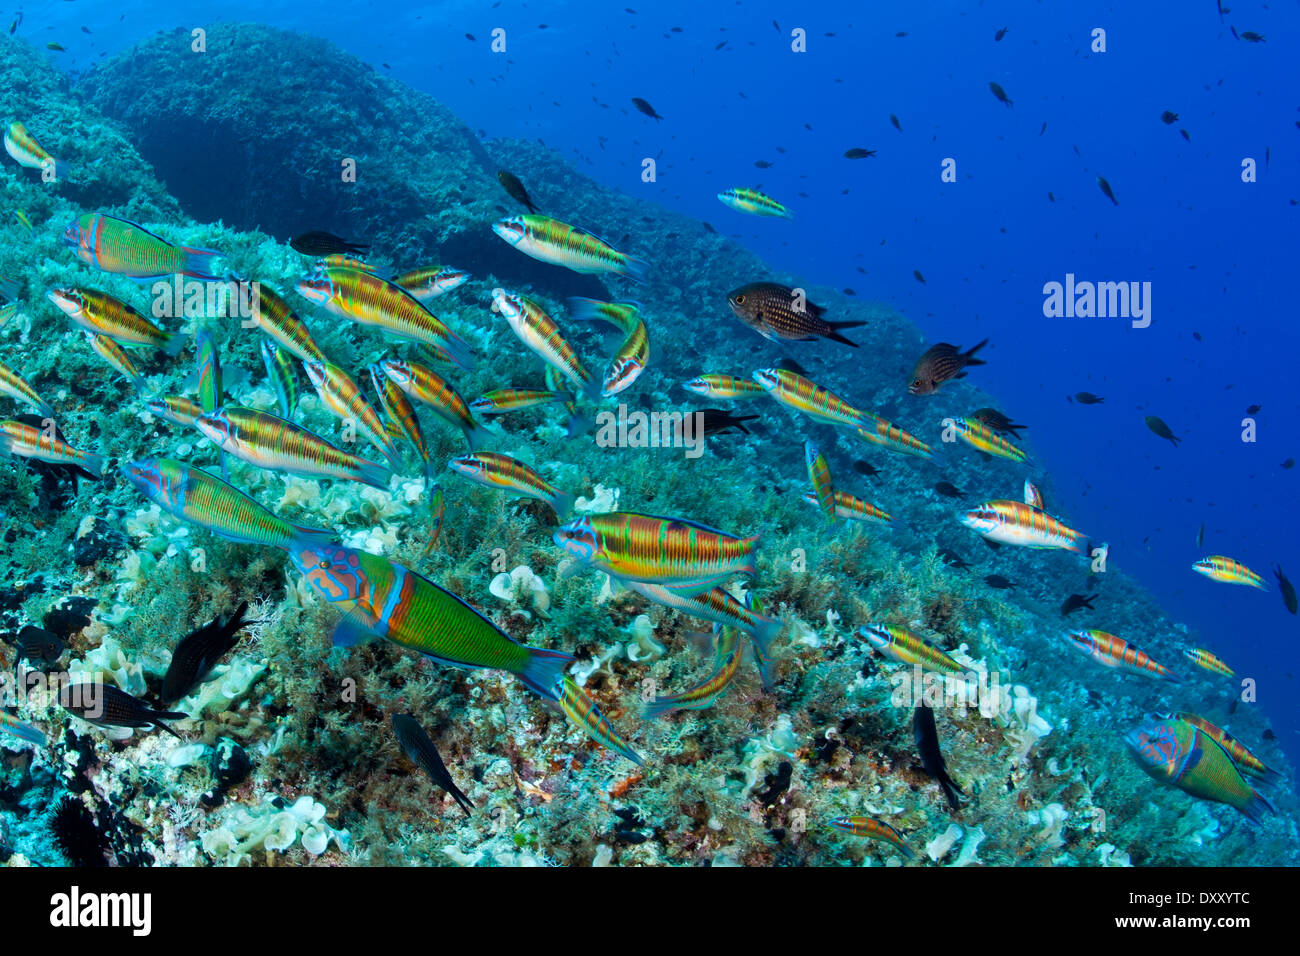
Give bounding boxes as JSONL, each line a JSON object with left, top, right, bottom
{"left": 27, "top": 0, "right": 1298, "bottom": 762}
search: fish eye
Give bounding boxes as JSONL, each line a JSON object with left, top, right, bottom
{"left": 735, "top": 294, "right": 745, "bottom": 304}
{"left": 318, "top": 560, "right": 330, "bottom": 569}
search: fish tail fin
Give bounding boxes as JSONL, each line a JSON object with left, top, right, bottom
{"left": 464, "top": 422, "right": 493, "bottom": 451}
{"left": 78, "top": 452, "right": 105, "bottom": 480}
{"left": 964, "top": 338, "right": 990, "bottom": 365}
{"left": 739, "top": 536, "right": 761, "bottom": 577}
{"left": 357, "top": 459, "right": 393, "bottom": 490}
{"left": 50, "top": 159, "right": 70, "bottom": 180}
{"left": 566, "top": 411, "right": 595, "bottom": 439}
{"left": 0, "top": 276, "right": 19, "bottom": 301}
{"left": 516, "top": 648, "right": 575, "bottom": 701}
{"left": 180, "top": 247, "right": 224, "bottom": 281}
{"left": 153, "top": 714, "right": 187, "bottom": 739}
{"left": 1238, "top": 787, "right": 1276, "bottom": 824}
{"left": 220, "top": 451, "right": 231, "bottom": 483}
{"left": 619, "top": 255, "right": 651, "bottom": 284}
{"left": 162, "top": 332, "right": 188, "bottom": 357}
{"left": 823, "top": 320, "right": 866, "bottom": 347}
{"left": 640, "top": 696, "right": 681, "bottom": 721}
{"left": 35, "top": 400, "right": 54, "bottom": 419}
{"left": 749, "top": 615, "right": 781, "bottom": 666}
{"left": 550, "top": 489, "right": 576, "bottom": 520}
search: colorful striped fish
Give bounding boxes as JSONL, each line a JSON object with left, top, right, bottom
{"left": 85, "top": 332, "right": 144, "bottom": 392}
{"left": 448, "top": 451, "right": 575, "bottom": 517}
{"left": 959, "top": 499, "right": 1086, "bottom": 553}
{"left": 121, "top": 457, "right": 335, "bottom": 550}
{"left": 1063, "top": 629, "right": 1178, "bottom": 681}
{"left": 683, "top": 374, "right": 766, "bottom": 400}
{"left": 379, "top": 359, "right": 489, "bottom": 450}
{"left": 302, "top": 361, "right": 402, "bottom": 468}
{"left": 147, "top": 395, "right": 204, "bottom": 428}
{"left": 195, "top": 407, "right": 391, "bottom": 489}
{"left": 554, "top": 512, "right": 759, "bottom": 594}
{"left": 492, "top": 214, "right": 649, "bottom": 282}
{"left": 717, "top": 187, "right": 793, "bottom": 219}
{"left": 260, "top": 339, "right": 299, "bottom": 419}
{"left": 856, "top": 414, "right": 934, "bottom": 460}
{"left": 296, "top": 267, "right": 474, "bottom": 370}
{"left": 0, "top": 419, "right": 103, "bottom": 477}
{"left": 4, "top": 121, "right": 67, "bottom": 178}
{"left": 369, "top": 364, "right": 430, "bottom": 479}
{"left": 947, "top": 416, "right": 1028, "bottom": 463}
{"left": 623, "top": 581, "right": 781, "bottom": 647}
{"left": 470, "top": 388, "right": 575, "bottom": 417}
{"left": 567, "top": 297, "right": 649, "bottom": 397}
{"left": 1173, "top": 712, "right": 1280, "bottom": 780}
{"left": 491, "top": 290, "right": 600, "bottom": 400}
{"left": 0, "top": 711, "right": 46, "bottom": 746}
{"left": 420, "top": 484, "right": 446, "bottom": 559}
{"left": 1184, "top": 648, "right": 1234, "bottom": 678}
{"left": 47, "top": 287, "right": 182, "bottom": 353}
{"left": 858, "top": 623, "right": 964, "bottom": 675}
{"left": 1192, "top": 555, "right": 1268, "bottom": 590}
{"left": 545, "top": 364, "right": 593, "bottom": 438}
{"left": 287, "top": 541, "right": 573, "bottom": 700}
{"left": 829, "top": 816, "right": 915, "bottom": 859}
{"left": 642, "top": 623, "right": 745, "bottom": 719}
{"left": 554, "top": 675, "right": 644, "bottom": 765}
{"left": 752, "top": 367, "right": 865, "bottom": 429}
{"left": 1023, "top": 479, "right": 1044, "bottom": 509}
{"left": 392, "top": 265, "right": 471, "bottom": 301}
{"left": 195, "top": 329, "right": 222, "bottom": 413}
{"left": 805, "top": 441, "right": 836, "bottom": 521}
{"left": 801, "top": 490, "right": 891, "bottom": 525}
{"left": 63, "top": 214, "right": 222, "bottom": 281}
{"left": 249, "top": 285, "right": 326, "bottom": 363}
{"left": 1126, "top": 714, "right": 1274, "bottom": 823}
{"left": 0, "top": 361, "right": 52, "bottom": 417}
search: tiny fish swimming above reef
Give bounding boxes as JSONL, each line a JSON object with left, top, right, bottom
{"left": 161, "top": 601, "right": 254, "bottom": 705}
{"left": 908, "top": 339, "right": 988, "bottom": 394}
{"left": 289, "top": 231, "right": 368, "bottom": 257}
{"left": 829, "top": 816, "right": 915, "bottom": 860}
{"left": 717, "top": 187, "right": 793, "bottom": 219}
{"left": 0, "top": 712, "right": 45, "bottom": 746}
{"left": 947, "top": 416, "right": 1029, "bottom": 464}
{"left": 1183, "top": 648, "right": 1234, "bottom": 678}
{"left": 1144, "top": 416, "right": 1180, "bottom": 446}
{"left": 492, "top": 214, "right": 649, "bottom": 282}
{"left": 727, "top": 282, "right": 863, "bottom": 346}
{"left": 0, "top": 418, "right": 103, "bottom": 478}
{"left": 913, "top": 703, "right": 964, "bottom": 810}
{"left": 1126, "top": 714, "right": 1274, "bottom": 823}
{"left": 59, "top": 683, "right": 188, "bottom": 739}
{"left": 856, "top": 415, "right": 933, "bottom": 460}
{"left": 64, "top": 213, "right": 223, "bottom": 281}
{"left": 859, "top": 623, "right": 964, "bottom": 675}
{"left": 988, "top": 81, "right": 1013, "bottom": 107}
{"left": 843, "top": 148, "right": 876, "bottom": 159}
{"left": 801, "top": 489, "right": 891, "bottom": 525}
{"left": 391, "top": 714, "right": 474, "bottom": 815}
{"left": 491, "top": 290, "right": 600, "bottom": 400}
{"left": 1060, "top": 593, "right": 1097, "bottom": 616}
{"left": 1192, "top": 555, "right": 1267, "bottom": 590}
{"left": 497, "top": 170, "right": 539, "bottom": 212}
{"left": 1073, "top": 391, "right": 1104, "bottom": 404}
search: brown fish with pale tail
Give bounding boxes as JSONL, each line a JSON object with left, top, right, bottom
{"left": 726, "top": 282, "right": 865, "bottom": 347}
{"left": 908, "top": 339, "right": 988, "bottom": 395}
{"left": 497, "top": 170, "right": 538, "bottom": 213}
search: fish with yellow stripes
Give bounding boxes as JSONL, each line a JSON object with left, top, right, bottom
{"left": 447, "top": 451, "right": 575, "bottom": 517}
{"left": 369, "top": 364, "right": 429, "bottom": 478}
{"left": 249, "top": 285, "right": 326, "bottom": 363}
{"left": 392, "top": 265, "right": 471, "bottom": 301}
{"left": 492, "top": 214, "right": 649, "bottom": 282}
{"left": 1183, "top": 648, "right": 1234, "bottom": 678}
{"left": 0, "top": 418, "right": 103, "bottom": 477}
{"left": 554, "top": 675, "right": 644, "bottom": 765}
{"left": 470, "top": 387, "right": 574, "bottom": 417}
{"left": 1126, "top": 714, "right": 1274, "bottom": 823}
{"left": 4, "top": 121, "right": 67, "bottom": 178}
{"left": 1173, "top": 712, "right": 1280, "bottom": 781}
{"left": 379, "top": 359, "right": 489, "bottom": 450}
{"left": 717, "top": 187, "right": 793, "bottom": 219}
{"left": 121, "top": 457, "right": 334, "bottom": 550}
{"left": 491, "top": 289, "right": 600, "bottom": 400}
{"left": 683, "top": 374, "right": 766, "bottom": 399}
{"left": 805, "top": 441, "right": 836, "bottom": 521}
{"left": 567, "top": 297, "right": 649, "bottom": 397}
{"left": 63, "top": 214, "right": 222, "bottom": 281}
{"left": 554, "top": 512, "right": 758, "bottom": 594}
{"left": 1062, "top": 629, "right": 1178, "bottom": 681}
{"left": 946, "top": 416, "right": 1028, "bottom": 463}
{"left": 195, "top": 329, "right": 222, "bottom": 415}
{"left": 0, "top": 712, "right": 45, "bottom": 746}
{"left": 296, "top": 267, "right": 474, "bottom": 370}
{"left": 303, "top": 361, "right": 402, "bottom": 467}
{"left": 261, "top": 340, "right": 299, "bottom": 419}
{"left": 1192, "top": 555, "right": 1267, "bottom": 590}
{"left": 856, "top": 414, "right": 933, "bottom": 459}
{"left": 752, "top": 367, "right": 865, "bottom": 429}
{"left": 829, "top": 816, "right": 916, "bottom": 860}
{"left": 0, "top": 361, "right": 52, "bottom": 417}
{"left": 642, "top": 622, "right": 745, "bottom": 719}
{"left": 858, "top": 623, "right": 964, "bottom": 675}
{"left": 623, "top": 581, "right": 781, "bottom": 649}
{"left": 959, "top": 499, "right": 1086, "bottom": 553}
{"left": 47, "top": 287, "right": 183, "bottom": 353}
{"left": 801, "top": 490, "right": 891, "bottom": 525}
{"left": 195, "top": 406, "right": 391, "bottom": 488}
{"left": 85, "top": 332, "right": 144, "bottom": 392}
{"left": 146, "top": 395, "right": 203, "bottom": 428}
{"left": 288, "top": 541, "right": 573, "bottom": 701}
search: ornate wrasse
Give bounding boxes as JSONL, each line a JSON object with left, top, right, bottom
{"left": 567, "top": 297, "right": 649, "bottom": 397}
{"left": 287, "top": 542, "right": 573, "bottom": 700}
{"left": 195, "top": 329, "right": 222, "bottom": 413}
{"left": 0, "top": 419, "right": 103, "bottom": 477}
{"left": 0, "top": 361, "right": 52, "bottom": 417}
{"left": 801, "top": 490, "right": 891, "bottom": 525}
{"left": 85, "top": 332, "right": 144, "bottom": 392}
{"left": 829, "top": 817, "right": 915, "bottom": 859}
{"left": 753, "top": 367, "right": 866, "bottom": 429}
{"left": 492, "top": 214, "right": 649, "bottom": 282}
{"left": 369, "top": 364, "right": 429, "bottom": 478}
{"left": 4, "top": 121, "right": 67, "bottom": 177}
{"left": 805, "top": 441, "right": 835, "bottom": 521}
{"left": 1183, "top": 647, "right": 1233, "bottom": 677}
{"left": 858, "top": 623, "right": 964, "bottom": 675}
{"left": 491, "top": 289, "right": 600, "bottom": 400}
{"left": 260, "top": 340, "right": 299, "bottom": 419}
{"left": 392, "top": 265, "right": 471, "bottom": 301}
{"left": 448, "top": 451, "right": 575, "bottom": 517}
{"left": 1062, "top": 629, "right": 1178, "bottom": 681}
{"left": 683, "top": 374, "right": 766, "bottom": 399}
{"left": 302, "top": 361, "right": 401, "bottom": 467}
{"left": 0, "top": 712, "right": 45, "bottom": 746}
{"left": 717, "top": 187, "right": 793, "bottom": 219}
{"left": 63, "top": 213, "right": 222, "bottom": 281}
{"left": 379, "top": 359, "right": 489, "bottom": 450}
{"left": 946, "top": 416, "right": 1028, "bottom": 463}
{"left": 856, "top": 414, "right": 933, "bottom": 459}
{"left": 47, "top": 287, "right": 182, "bottom": 352}
{"left": 642, "top": 623, "right": 745, "bottom": 719}
{"left": 959, "top": 499, "right": 1086, "bottom": 552}
{"left": 1192, "top": 555, "right": 1267, "bottom": 590}
{"left": 554, "top": 676, "right": 644, "bottom": 766}
{"left": 622, "top": 581, "right": 781, "bottom": 647}
{"left": 249, "top": 285, "right": 325, "bottom": 363}
{"left": 470, "top": 388, "right": 574, "bottom": 416}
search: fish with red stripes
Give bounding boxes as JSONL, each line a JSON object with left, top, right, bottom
{"left": 492, "top": 214, "right": 649, "bottom": 282}
{"left": 491, "top": 289, "right": 600, "bottom": 400}
{"left": 392, "top": 265, "right": 471, "bottom": 302}
{"left": 303, "top": 361, "right": 402, "bottom": 467}
{"left": 47, "top": 287, "right": 184, "bottom": 353}
{"left": 959, "top": 499, "right": 1086, "bottom": 553}
{"left": 4, "top": 121, "right": 68, "bottom": 178}
{"left": 447, "top": 451, "right": 575, "bottom": 517}
{"left": 829, "top": 816, "right": 916, "bottom": 860}
{"left": 805, "top": 441, "right": 835, "bottom": 521}
{"left": 0, "top": 418, "right": 103, "bottom": 478}
{"left": 249, "top": 284, "right": 326, "bottom": 363}
{"left": 0, "top": 361, "right": 52, "bottom": 417}
{"left": 858, "top": 623, "right": 964, "bottom": 675}
{"left": 682, "top": 374, "right": 766, "bottom": 400}
{"left": 946, "top": 416, "right": 1028, "bottom": 463}
{"left": 801, "top": 489, "right": 892, "bottom": 525}
{"left": 369, "top": 364, "right": 430, "bottom": 479}
{"left": 1062, "top": 628, "right": 1178, "bottom": 681}
{"left": 752, "top": 367, "right": 865, "bottom": 429}
{"left": 567, "top": 297, "right": 649, "bottom": 397}
{"left": 554, "top": 675, "right": 644, "bottom": 765}
{"left": 1183, "top": 648, "right": 1233, "bottom": 678}
{"left": 856, "top": 414, "right": 933, "bottom": 459}
{"left": 379, "top": 359, "right": 489, "bottom": 450}
{"left": 1192, "top": 555, "right": 1267, "bottom": 590}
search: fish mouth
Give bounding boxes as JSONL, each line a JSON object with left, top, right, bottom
{"left": 492, "top": 219, "right": 524, "bottom": 245}
{"left": 294, "top": 279, "right": 327, "bottom": 304}
{"left": 751, "top": 369, "right": 777, "bottom": 389}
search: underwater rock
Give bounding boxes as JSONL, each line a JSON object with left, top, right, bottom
{"left": 72, "top": 516, "right": 128, "bottom": 567}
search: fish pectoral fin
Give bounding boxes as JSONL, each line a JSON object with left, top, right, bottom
{"left": 332, "top": 613, "right": 375, "bottom": 648}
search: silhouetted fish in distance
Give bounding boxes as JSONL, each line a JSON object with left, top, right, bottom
{"left": 290, "top": 231, "right": 369, "bottom": 257}
{"left": 1060, "top": 593, "right": 1098, "bottom": 616}
{"left": 497, "top": 170, "right": 538, "bottom": 213}
{"left": 631, "top": 97, "right": 663, "bottom": 120}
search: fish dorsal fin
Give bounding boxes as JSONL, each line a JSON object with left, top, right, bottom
{"left": 103, "top": 214, "right": 177, "bottom": 249}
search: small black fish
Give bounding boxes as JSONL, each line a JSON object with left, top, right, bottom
{"left": 984, "top": 574, "right": 1015, "bottom": 590}
{"left": 1180, "top": 129, "right": 1190, "bottom": 142}
{"left": 631, "top": 97, "right": 663, "bottom": 120}
{"left": 391, "top": 714, "right": 473, "bottom": 815}
{"left": 289, "top": 231, "right": 368, "bottom": 257}
{"left": 908, "top": 340, "right": 988, "bottom": 395}
{"left": 1074, "top": 392, "right": 1105, "bottom": 404}
{"left": 727, "top": 282, "right": 864, "bottom": 346}
{"left": 1145, "top": 416, "right": 1181, "bottom": 446}
{"left": 938, "top": 549, "right": 972, "bottom": 569}
{"left": 694, "top": 409, "right": 760, "bottom": 437}
{"left": 913, "top": 704, "right": 963, "bottom": 810}
{"left": 1282, "top": 458, "right": 1295, "bottom": 470}
{"left": 776, "top": 358, "right": 808, "bottom": 376}
{"left": 754, "top": 160, "right": 773, "bottom": 169}
{"left": 912, "top": 269, "right": 926, "bottom": 284}
{"left": 1275, "top": 566, "right": 1298, "bottom": 615}
{"left": 1096, "top": 176, "right": 1119, "bottom": 206}
{"left": 160, "top": 601, "right": 253, "bottom": 705}
{"left": 59, "top": 683, "right": 188, "bottom": 739}
{"left": 497, "top": 170, "right": 538, "bottom": 213}
{"left": 890, "top": 113, "right": 902, "bottom": 131}
{"left": 465, "top": 33, "right": 476, "bottom": 41}
{"left": 933, "top": 481, "right": 964, "bottom": 498}
{"left": 994, "top": 27, "right": 1008, "bottom": 41}
{"left": 1245, "top": 404, "right": 1261, "bottom": 415}
{"left": 988, "top": 81, "right": 1013, "bottom": 107}
{"left": 970, "top": 407, "right": 1025, "bottom": 438}
{"left": 1196, "top": 521, "right": 1205, "bottom": 549}
{"left": 9, "top": 12, "right": 20, "bottom": 34}
{"left": 852, "top": 459, "right": 880, "bottom": 477}
{"left": 844, "top": 148, "right": 877, "bottom": 159}
{"left": 5, "top": 625, "right": 66, "bottom": 665}
{"left": 1239, "top": 31, "right": 1265, "bottom": 43}
{"left": 1060, "top": 593, "right": 1098, "bottom": 616}
{"left": 1047, "top": 191, "right": 1055, "bottom": 202}
{"left": 1193, "top": 331, "right": 1203, "bottom": 341}
{"left": 1161, "top": 110, "right": 1179, "bottom": 124}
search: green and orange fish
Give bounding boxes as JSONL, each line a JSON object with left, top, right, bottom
{"left": 805, "top": 441, "right": 835, "bottom": 521}
{"left": 567, "top": 297, "right": 649, "bottom": 397}
{"left": 856, "top": 414, "right": 934, "bottom": 460}
{"left": 63, "top": 214, "right": 222, "bottom": 281}
{"left": 0, "top": 361, "right": 52, "bottom": 417}
{"left": 858, "top": 623, "right": 964, "bottom": 675}
{"left": 1174, "top": 712, "right": 1279, "bottom": 781}
{"left": 492, "top": 214, "right": 649, "bottom": 282}
{"left": 1184, "top": 648, "right": 1234, "bottom": 678}
{"left": 379, "top": 359, "right": 489, "bottom": 450}
{"left": 85, "top": 332, "right": 144, "bottom": 392}
{"left": 960, "top": 499, "right": 1086, "bottom": 553}
{"left": 392, "top": 265, "right": 471, "bottom": 301}
{"left": 1063, "top": 629, "right": 1178, "bottom": 681}
{"left": 47, "top": 287, "right": 183, "bottom": 353}
{"left": 946, "top": 416, "right": 1028, "bottom": 463}
{"left": 829, "top": 816, "right": 916, "bottom": 860}
{"left": 0, "top": 418, "right": 103, "bottom": 477}
{"left": 682, "top": 374, "right": 766, "bottom": 400}
{"left": 642, "top": 623, "right": 745, "bottom": 719}
{"left": 302, "top": 361, "right": 402, "bottom": 468}
{"left": 752, "top": 367, "right": 865, "bottom": 429}
{"left": 448, "top": 451, "right": 574, "bottom": 517}
{"left": 801, "top": 489, "right": 891, "bottom": 525}
{"left": 146, "top": 395, "right": 204, "bottom": 428}
{"left": 1192, "top": 555, "right": 1267, "bottom": 590}
{"left": 554, "top": 675, "right": 644, "bottom": 766}
{"left": 369, "top": 364, "right": 430, "bottom": 479}
{"left": 491, "top": 290, "right": 600, "bottom": 400}
{"left": 4, "top": 121, "right": 68, "bottom": 178}
{"left": 250, "top": 285, "right": 326, "bottom": 363}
